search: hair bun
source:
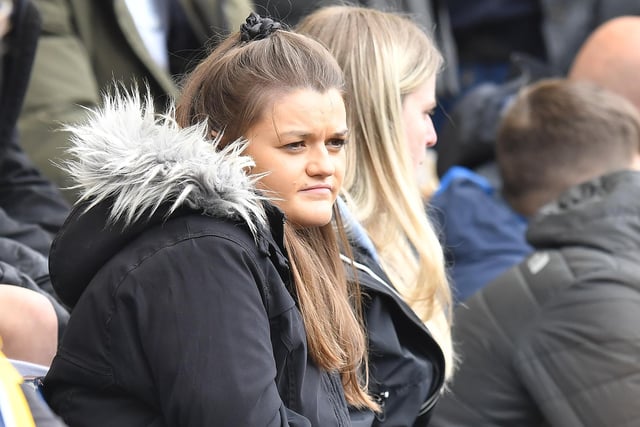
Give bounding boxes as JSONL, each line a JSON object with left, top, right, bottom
{"left": 240, "top": 12, "right": 282, "bottom": 42}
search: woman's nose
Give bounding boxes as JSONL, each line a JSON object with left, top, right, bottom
{"left": 306, "top": 146, "right": 336, "bottom": 177}
{"left": 426, "top": 117, "right": 438, "bottom": 148}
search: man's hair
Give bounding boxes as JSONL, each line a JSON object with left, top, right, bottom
{"left": 497, "top": 78, "right": 640, "bottom": 215}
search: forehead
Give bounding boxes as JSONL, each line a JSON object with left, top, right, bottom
{"left": 258, "top": 88, "right": 347, "bottom": 133}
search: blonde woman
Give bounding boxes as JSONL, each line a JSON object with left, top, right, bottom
{"left": 299, "top": 5, "right": 454, "bottom": 426}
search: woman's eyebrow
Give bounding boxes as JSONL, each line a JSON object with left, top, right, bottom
{"left": 279, "top": 128, "right": 349, "bottom": 138}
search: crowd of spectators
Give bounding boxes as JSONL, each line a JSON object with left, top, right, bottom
{"left": 2, "top": 0, "right": 640, "bottom": 425}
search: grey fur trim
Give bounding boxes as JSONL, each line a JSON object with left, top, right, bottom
{"left": 60, "top": 91, "right": 267, "bottom": 235}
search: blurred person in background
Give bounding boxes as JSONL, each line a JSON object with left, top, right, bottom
{"left": 18, "top": 0, "right": 252, "bottom": 202}
{"left": 431, "top": 79, "right": 640, "bottom": 426}
{"left": 0, "top": 0, "right": 69, "bottom": 367}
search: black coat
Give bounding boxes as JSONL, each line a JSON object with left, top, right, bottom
{"left": 42, "top": 94, "right": 351, "bottom": 427}
{"left": 344, "top": 239, "right": 446, "bottom": 426}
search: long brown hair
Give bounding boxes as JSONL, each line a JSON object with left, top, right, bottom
{"left": 175, "top": 24, "right": 376, "bottom": 409}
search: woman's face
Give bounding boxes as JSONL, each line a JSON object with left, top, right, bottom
{"left": 244, "top": 88, "right": 347, "bottom": 227}
{"left": 401, "top": 74, "right": 438, "bottom": 173}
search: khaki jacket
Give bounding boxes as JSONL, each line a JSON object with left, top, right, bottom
{"left": 18, "top": 0, "right": 252, "bottom": 200}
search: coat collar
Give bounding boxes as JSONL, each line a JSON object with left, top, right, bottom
{"left": 528, "top": 170, "right": 640, "bottom": 252}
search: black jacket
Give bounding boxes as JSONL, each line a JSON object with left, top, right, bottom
{"left": 42, "top": 94, "right": 351, "bottom": 427}
{"left": 0, "top": 0, "right": 70, "bottom": 249}
{"left": 341, "top": 215, "right": 446, "bottom": 426}
{"left": 431, "top": 170, "right": 640, "bottom": 426}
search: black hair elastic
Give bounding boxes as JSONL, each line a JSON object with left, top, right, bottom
{"left": 240, "top": 12, "right": 282, "bottom": 42}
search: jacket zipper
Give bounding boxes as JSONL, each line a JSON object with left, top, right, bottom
{"left": 342, "top": 254, "right": 445, "bottom": 416}
{"left": 418, "top": 388, "right": 440, "bottom": 415}
{"left": 373, "top": 390, "right": 389, "bottom": 422}
{"left": 340, "top": 254, "right": 404, "bottom": 300}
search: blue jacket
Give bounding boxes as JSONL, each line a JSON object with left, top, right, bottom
{"left": 430, "top": 167, "right": 531, "bottom": 302}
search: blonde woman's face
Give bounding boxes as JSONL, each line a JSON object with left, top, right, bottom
{"left": 244, "top": 88, "right": 347, "bottom": 227}
{"left": 402, "top": 74, "right": 438, "bottom": 173}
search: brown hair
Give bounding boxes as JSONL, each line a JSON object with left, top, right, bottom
{"left": 497, "top": 78, "right": 640, "bottom": 216}
{"left": 175, "top": 25, "right": 376, "bottom": 409}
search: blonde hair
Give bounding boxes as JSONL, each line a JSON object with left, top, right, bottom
{"left": 176, "top": 25, "right": 376, "bottom": 409}
{"left": 298, "top": 6, "right": 454, "bottom": 379}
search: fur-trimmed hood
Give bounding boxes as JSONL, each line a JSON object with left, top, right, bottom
{"left": 63, "top": 92, "right": 267, "bottom": 234}
{"left": 49, "top": 93, "right": 275, "bottom": 308}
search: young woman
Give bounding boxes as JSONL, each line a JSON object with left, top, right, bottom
{"left": 298, "top": 6, "right": 454, "bottom": 425}
{"left": 42, "top": 13, "right": 376, "bottom": 426}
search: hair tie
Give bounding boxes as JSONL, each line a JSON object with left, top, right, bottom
{"left": 240, "top": 12, "right": 282, "bottom": 42}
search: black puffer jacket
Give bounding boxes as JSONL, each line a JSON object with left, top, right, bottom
{"left": 42, "top": 95, "right": 351, "bottom": 427}
{"left": 431, "top": 170, "right": 640, "bottom": 426}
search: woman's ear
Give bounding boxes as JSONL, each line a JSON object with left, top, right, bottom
{"left": 210, "top": 130, "right": 219, "bottom": 140}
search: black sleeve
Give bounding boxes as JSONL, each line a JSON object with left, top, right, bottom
{"left": 0, "top": 130, "right": 70, "bottom": 238}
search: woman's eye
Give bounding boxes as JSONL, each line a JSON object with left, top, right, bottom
{"left": 326, "top": 138, "right": 346, "bottom": 150}
{"left": 284, "top": 141, "right": 305, "bottom": 150}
